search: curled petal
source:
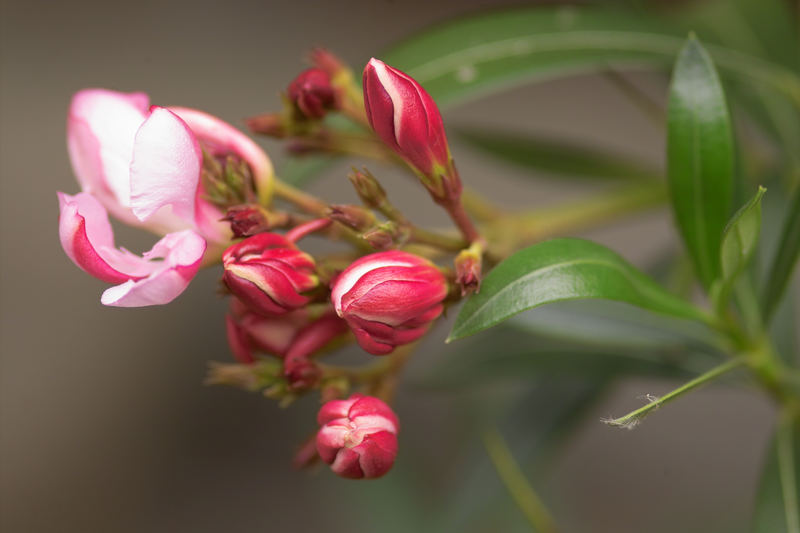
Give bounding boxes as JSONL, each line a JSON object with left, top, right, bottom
{"left": 58, "top": 192, "right": 205, "bottom": 307}
{"left": 100, "top": 230, "right": 206, "bottom": 307}
{"left": 130, "top": 107, "right": 201, "bottom": 223}
{"left": 58, "top": 192, "right": 150, "bottom": 283}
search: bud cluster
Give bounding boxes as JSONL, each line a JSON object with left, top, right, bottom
{"left": 58, "top": 49, "right": 484, "bottom": 482}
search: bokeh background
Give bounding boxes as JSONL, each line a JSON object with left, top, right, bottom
{"left": 1, "top": 1, "right": 795, "bottom": 532}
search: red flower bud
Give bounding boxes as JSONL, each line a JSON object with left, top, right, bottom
{"left": 363, "top": 59, "right": 461, "bottom": 201}
{"left": 225, "top": 298, "right": 312, "bottom": 363}
{"left": 454, "top": 246, "right": 483, "bottom": 296}
{"left": 310, "top": 48, "right": 348, "bottom": 79}
{"left": 288, "top": 68, "right": 337, "bottom": 119}
{"left": 222, "top": 233, "right": 317, "bottom": 316}
{"left": 283, "top": 310, "right": 348, "bottom": 391}
{"left": 330, "top": 251, "right": 447, "bottom": 355}
{"left": 223, "top": 205, "right": 273, "bottom": 238}
{"left": 316, "top": 394, "right": 399, "bottom": 479}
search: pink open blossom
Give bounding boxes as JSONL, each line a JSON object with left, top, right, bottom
{"left": 58, "top": 192, "right": 206, "bottom": 306}
{"left": 58, "top": 88, "right": 273, "bottom": 306}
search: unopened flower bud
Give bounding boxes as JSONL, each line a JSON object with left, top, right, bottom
{"left": 310, "top": 48, "right": 348, "bottom": 79}
{"left": 331, "top": 251, "right": 447, "bottom": 355}
{"left": 245, "top": 113, "right": 288, "bottom": 138}
{"left": 316, "top": 394, "right": 399, "bottom": 479}
{"left": 282, "top": 311, "right": 348, "bottom": 391}
{"left": 288, "top": 68, "right": 338, "bottom": 120}
{"left": 225, "top": 298, "right": 312, "bottom": 363}
{"left": 327, "top": 204, "right": 377, "bottom": 232}
{"left": 348, "top": 169, "right": 387, "bottom": 209}
{"left": 454, "top": 246, "right": 483, "bottom": 296}
{"left": 223, "top": 233, "right": 318, "bottom": 316}
{"left": 362, "top": 58, "right": 462, "bottom": 202}
{"left": 223, "top": 204, "right": 273, "bottom": 238}
{"left": 361, "top": 221, "right": 409, "bottom": 251}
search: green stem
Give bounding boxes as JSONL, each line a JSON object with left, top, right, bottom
{"left": 777, "top": 409, "right": 800, "bottom": 533}
{"left": 273, "top": 178, "right": 328, "bottom": 215}
{"left": 409, "top": 227, "right": 466, "bottom": 251}
{"left": 604, "top": 357, "right": 746, "bottom": 429}
{"left": 370, "top": 187, "right": 467, "bottom": 251}
{"left": 483, "top": 428, "right": 559, "bottom": 533}
{"left": 273, "top": 178, "right": 372, "bottom": 251}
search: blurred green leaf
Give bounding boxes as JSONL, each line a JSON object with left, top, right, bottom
{"left": 721, "top": 187, "right": 767, "bottom": 280}
{"left": 753, "top": 413, "right": 800, "bottom": 533}
{"left": 762, "top": 185, "right": 800, "bottom": 322}
{"left": 382, "top": 6, "right": 800, "bottom": 108}
{"left": 448, "top": 238, "right": 709, "bottom": 342}
{"left": 712, "top": 187, "right": 766, "bottom": 310}
{"left": 667, "top": 35, "right": 734, "bottom": 289}
{"left": 510, "top": 300, "right": 720, "bottom": 353}
{"left": 455, "top": 128, "right": 660, "bottom": 181}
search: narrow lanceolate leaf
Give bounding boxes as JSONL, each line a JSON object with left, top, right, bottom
{"left": 382, "top": 7, "right": 800, "bottom": 109}
{"left": 667, "top": 35, "right": 734, "bottom": 289}
{"left": 753, "top": 413, "right": 800, "bottom": 533}
{"left": 762, "top": 185, "right": 800, "bottom": 322}
{"left": 720, "top": 187, "right": 766, "bottom": 281}
{"left": 455, "top": 128, "right": 660, "bottom": 181}
{"left": 448, "top": 238, "right": 709, "bottom": 341}
{"left": 711, "top": 187, "right": 766, "bottom": 310}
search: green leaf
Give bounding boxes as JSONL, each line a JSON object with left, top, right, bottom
{"left": 381, "top": 7, "right": 800, "bottom": 109}
{"left": 455, "top": 128, "right": 660, "bottom": 181}
{"left": 753, "top": 413, "right": 800, "bottom": 533}
{"left": 448, "top": 238, "right": 709, "bottom": 342}
{"left": 510, "top": 300, "right": 720, "bottom": 353}
{"left": 721, "top": 187, "right": 767, "bottom": 280}
{"left": 711, "top": 187, "right": 766, "bottom": 310}
{"left": 762, "top": 185, "right": 800, "bottom": 322}
{"left": 667, "top": 35, "right": 734, "bottom": 289}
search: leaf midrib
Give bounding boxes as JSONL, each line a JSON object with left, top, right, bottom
{"left": 454, "top": 256, "right": 644, "bottom": 337}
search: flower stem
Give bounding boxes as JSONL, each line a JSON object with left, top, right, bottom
{"left": 604, "top": 357, "right": 746, "bottom": 429}
{"left": 483, "top": 428, "right": 559, "bottom": 533}
{"left": 778, "top": 408, "right": 800, "bottom": 533}
{"left": 273, "top": 178, "right": 328, "bottom": 215}
{"left": 443, "top": 198, "right": 482, "bottom": 244}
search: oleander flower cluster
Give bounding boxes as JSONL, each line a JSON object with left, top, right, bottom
{"left": 57, "top": 53, "right": 477, "bottom": 479}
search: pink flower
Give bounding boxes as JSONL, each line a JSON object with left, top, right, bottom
{"left": 59, "top": 89, "right": 274, "bottom": 306}
{"left": 66, "top": 89, "right": 272, "bottom": 241}
{"left": 363, "top": 59, "right": 460, "bottom": 202}
{"left": 287, "top": 68, "right": 337, "bottom": 119}
{"left": 316, "top": 394, "right": 399, "bottom": 479}
{"left": 331, "top": 251, "right": 448, "bottom": 355}
{"left": 222, "top": 233, "right": 318, "bottom": 316}
{"left": 58, "top": 192, "right": 206, "bottom": 306}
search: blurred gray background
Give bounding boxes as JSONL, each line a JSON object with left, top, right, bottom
{"left": 0, "top": 1, "right": 781, "bottom": 532}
